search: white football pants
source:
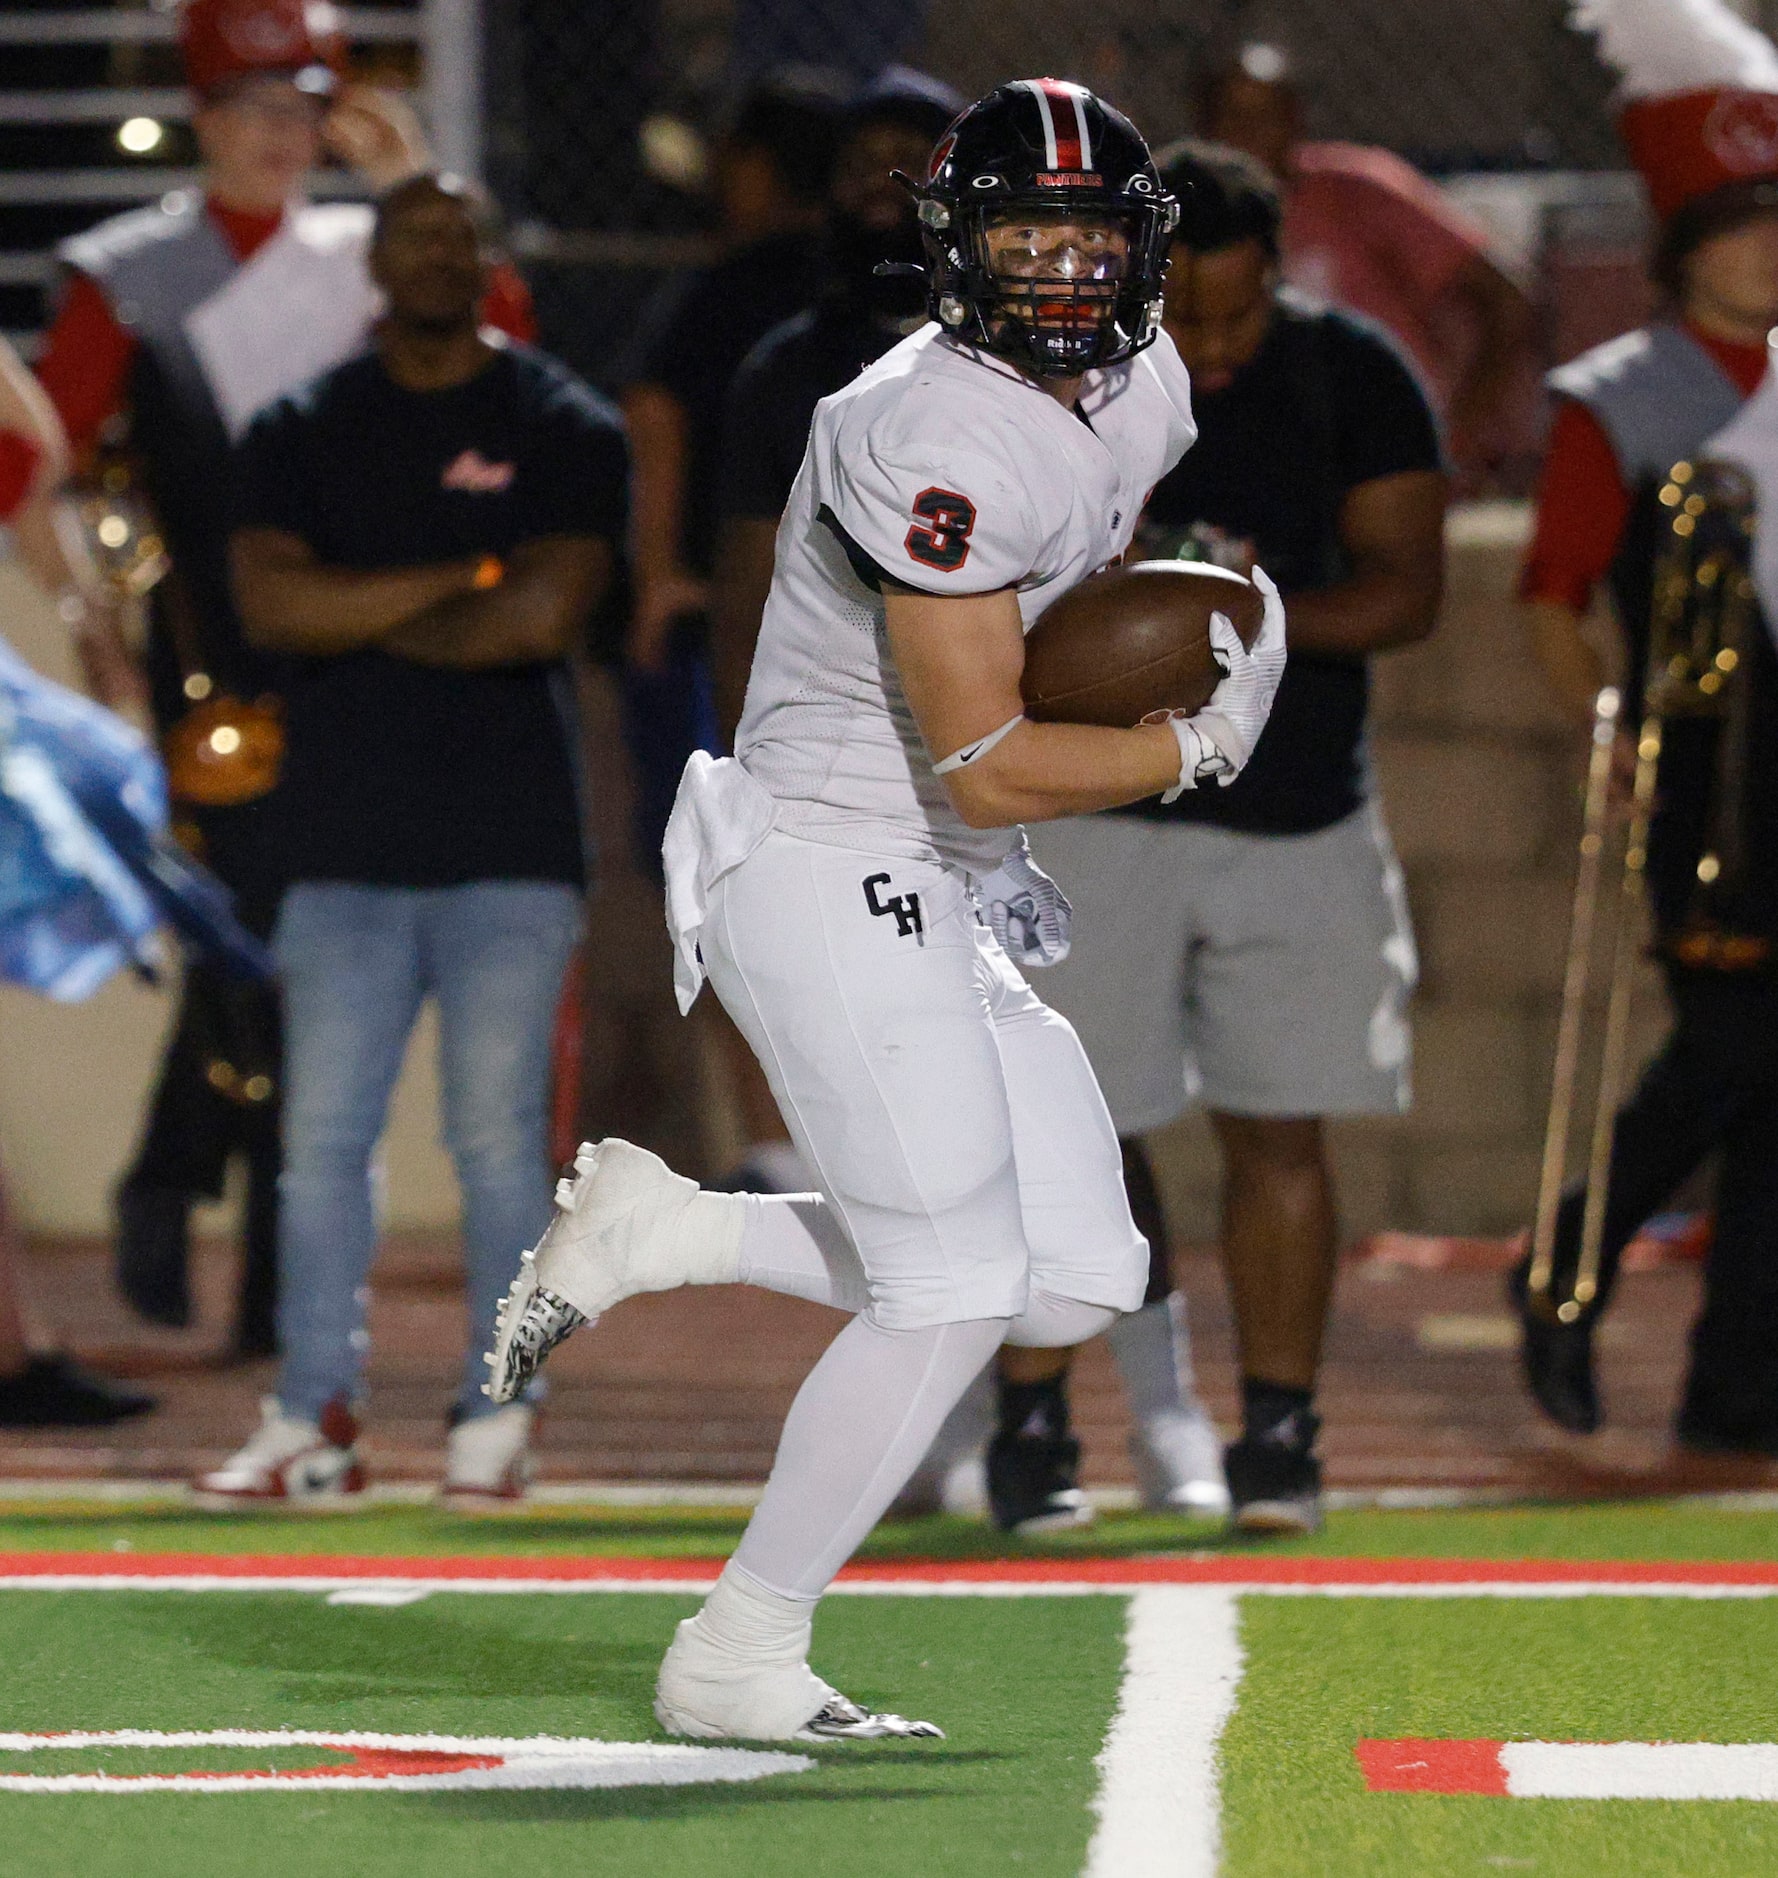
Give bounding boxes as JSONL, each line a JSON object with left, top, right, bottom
{"left": 702, "top": 829, "right": 1149, "bottom": 1332}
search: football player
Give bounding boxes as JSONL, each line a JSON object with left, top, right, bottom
{"left": 488, "top": 80, "right": 1286, "bottom": 1741}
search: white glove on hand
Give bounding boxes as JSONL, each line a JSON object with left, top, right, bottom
{"left": 1160, "top": 565, "right": 1288, "bottom": 801}
{"left": 977, "top": 834, "right": 1072, "bottom": 967}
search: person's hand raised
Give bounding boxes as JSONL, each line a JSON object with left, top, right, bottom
{"left": 322, "top": 85, "right": 430, "bottom": 188}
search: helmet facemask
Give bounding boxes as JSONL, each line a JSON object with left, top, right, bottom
{"left": 923, "top": 193, "right": 1175, "bottom": 376}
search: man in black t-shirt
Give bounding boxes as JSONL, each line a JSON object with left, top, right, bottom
{"left": 713, "top": 71, "right": 963, "bottom": 742}
{"left": 614, "top": 77, "right": 845, "bottom": 880}
{"left": 1020, "top": 144, "right": 1448, "bottom": 1536}
{"left": 195, "top": 176, "right": 627, "bottom": 1509}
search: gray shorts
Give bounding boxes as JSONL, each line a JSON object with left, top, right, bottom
{"left": 1028, "top": 804, "right": 1417, "bottom": 1131}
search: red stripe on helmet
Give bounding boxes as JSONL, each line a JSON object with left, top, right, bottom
{"left": 1039, "top": 79, "right": 1088, "bottom": 171}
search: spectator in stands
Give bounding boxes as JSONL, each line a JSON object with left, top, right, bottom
{"left": 0, "top": 335, "right": 154, "bottom": 1424}
{"left": 703, "top": 70, "right": 962, "bottom": 1198}
{"left": 194, "top": 176, "right": 625, "bottom": 1506}
{"left": 615, "top": 75, "right": 846, "bottom": 880}
{"left": 13, "top": 0, "right": 533, "bottom": 1362}
{"left": 1199, "top": 39, "right": 1533, "bottom": 485}
{"left": 1013, "top": 144, "right": 1446, "bottom": 1537}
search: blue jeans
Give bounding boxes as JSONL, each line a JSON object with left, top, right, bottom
{"left": 273, "top": 881, "right": 583, "bottom": 1422}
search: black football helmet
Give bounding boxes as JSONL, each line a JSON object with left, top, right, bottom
{"left": 912, "top": 79, "right": 1178, "bottom": 377}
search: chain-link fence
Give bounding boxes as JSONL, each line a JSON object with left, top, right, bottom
{"left": 489, "top": 0, "right": 1635, "bottom": 254}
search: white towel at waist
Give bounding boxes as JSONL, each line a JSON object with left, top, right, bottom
{"left": 662, "top": 752, "right": 778, "bottom": 1014}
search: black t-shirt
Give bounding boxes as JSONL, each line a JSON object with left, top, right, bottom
{"left": 234, "top": 343, "right": 628, "bottom": 890}
{"left": 620, "top": 230, "right": 829, "bottom": 575}
{"left": 1119, "top": 297, "right": 1442, "bottom": 833}
{"left": 721, "top": 298, "right": 908, "bottom": 522}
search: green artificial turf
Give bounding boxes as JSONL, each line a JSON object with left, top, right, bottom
{"left": 0, "top": 1589, "right": 1124, "bottom": 1878}
{"left": 0, "top": 1496, "right": 1772, "bottom": 1562}
{"left": 1223, "top": 1595, "right": 1778, "bottom": 1878}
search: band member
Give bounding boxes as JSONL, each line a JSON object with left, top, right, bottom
{"left": 1511, "top": 0, "right": 1778, "bottom": 1453}
{"left": 490, "top": 83, "right": 1283, "bottom": 1739}
{"left": 16, "top": 0, "right": 529, "bottom": 1354}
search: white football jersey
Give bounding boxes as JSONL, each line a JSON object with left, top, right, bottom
{"left": 735, "top": 322, "right": 1197, "bottom": 871}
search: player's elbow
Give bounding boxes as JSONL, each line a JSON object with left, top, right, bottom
{"left": 941, "top": 769, "right": 1025, "bottom": 830}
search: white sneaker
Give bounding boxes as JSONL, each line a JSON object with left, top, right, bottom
{"left": 440, "top": 1401, "right": 535, "bottom": 1510}
{"left": 1130, "top": 1405, "right": 1231, "bottom": 1517}
{"left": 485, "top": 1139, "right": 743, "bottom": 1404}
{"left": 191, "top": 1396, "right": 365, "bottom": 1508}
{"left": 654, "top": 1615, "right": 943, "bottom": 1743}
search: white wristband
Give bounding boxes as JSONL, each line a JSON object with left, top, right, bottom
{"left": 1160, "top": 716, "right": 1229, "bottom": 803}
{"left": 934, "top": 712, "right": 1026, "bottom": 775}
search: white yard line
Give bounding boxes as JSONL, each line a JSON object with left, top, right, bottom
{"left": 1083, "top": 1587, "right": 1244, "bottom": 1878}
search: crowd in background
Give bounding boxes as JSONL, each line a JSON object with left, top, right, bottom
{"left": 2, "top": 0, "right": 1774, "bottom": 1517}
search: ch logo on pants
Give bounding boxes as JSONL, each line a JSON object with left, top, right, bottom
{"left": 863, "top": 873, "right": 924, "bottom": 944}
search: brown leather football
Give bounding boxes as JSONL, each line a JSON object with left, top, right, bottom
{"left": 1019, "top": 561, "right": 1265, "bottom": 727}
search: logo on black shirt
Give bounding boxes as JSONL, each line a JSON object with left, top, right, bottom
{"left": 442, "top": 449, "right": 515, "bottom": 493}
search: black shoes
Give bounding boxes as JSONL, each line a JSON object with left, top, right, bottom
{"left": 986, "top": 1425, "right": 1095, "bottom": 1533}
{"left": 1506, "top": 1256, "right": 1601, "bottom": 1434}
{"left": 1225, "top": 1409, "right": 1324, "bottom": 1536}
{"left": 0, "top": 1354, "right": 153, "bottom": 1427}
{"left": 987, "top": 1377, "right": 1095, "bottom": 1534}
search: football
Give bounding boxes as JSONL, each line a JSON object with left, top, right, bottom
{"left": 1019, "top": 561, "right": 1265, "bottom": 728}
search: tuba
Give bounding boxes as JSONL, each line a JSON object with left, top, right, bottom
{"left": 1526, "top": 457, "right": 1764, "bottom": 1324}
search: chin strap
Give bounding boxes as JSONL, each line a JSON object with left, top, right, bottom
{"left": 933, "top": 711, "right": 1026, "bottom": 774}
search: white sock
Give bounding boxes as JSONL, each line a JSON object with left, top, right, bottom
{"left": 687, "top": 1560, "right": 814, "bottom": 1663}
{"left": 1107, "top": 1292, "right": 1201, "bottom": 1421}
{"left": 1002, "top": 1287, "right": 1121, "bottom": 1349}
{"left": 735, "top": 1192, "right": 871, "bottom": 1312}
{"left": 734, "top": 1314, "right": 1008, "bottom": 1598}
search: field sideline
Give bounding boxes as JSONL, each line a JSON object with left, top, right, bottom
{"left": 0, "top": 1498, "right": 1772, "bottom": 1876}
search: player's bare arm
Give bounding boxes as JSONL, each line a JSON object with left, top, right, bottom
{"left": 383, "top": 536, "right": 612, "bottom": 668}
{"left": 884, "top": 584, "right": 1182, "bottom": 826}
{"left": 1271, "top": 469, "right": 1446, "bottom": 655}
{"left": 232, "top": 525, "right": 482, "bottom": 655}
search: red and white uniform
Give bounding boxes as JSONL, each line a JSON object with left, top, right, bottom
{"left": 736, "top": 322, "right": 1196, "bottom": 872}
{"left": 665, "top": 325, "right": 1195, "bottom": 1331}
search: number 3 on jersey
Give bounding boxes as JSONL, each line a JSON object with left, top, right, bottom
{"left": 904, "top": 487, "right": 977, "bottom": 573}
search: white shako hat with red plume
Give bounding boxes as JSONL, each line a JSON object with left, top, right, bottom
{"left": 1574, "top": 0, "right": 1778, "bottom": 221}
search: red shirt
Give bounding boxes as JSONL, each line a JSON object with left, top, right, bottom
{"left": 10, "top": 195, "right": 537, "bottom": 475}
{"left": 1281, "top": 141, "right": 1493, "bottom": 415}
{"left": 1520, "top": 327, "right": 1769, "bottom": 612}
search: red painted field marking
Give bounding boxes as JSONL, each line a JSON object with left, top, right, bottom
{"left": 0, "top": 1553, "right": 1771, "bottom": 1594}
{"left": 1357, "top": 1739, "right": 1778, "bottom": 1801}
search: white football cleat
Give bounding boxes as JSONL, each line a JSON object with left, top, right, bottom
{"left": 1130, "top": 1404, "right": 1231, "bottom": 1517}
{"left": 654, "top": 1615, "right": 943, "bottom": 1744}
{"left": 440, "top": 1400, "right": 535, "bottom": 1510}
{"left": 485, "top": 1139, "right": 744, "bottom": 1405}
{"left": 191, "top": 1396, "right": 366, "bottom": 1508}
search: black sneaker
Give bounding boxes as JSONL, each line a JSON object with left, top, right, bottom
{"left": 1506, "top": 1255, "right": 1600, "bottom": 1434}
{"left": 986, "top": 1428, "right": 1095, "bottom": 1534}
{"left": 1225, "top": 1411, "right": 1323, "bottom": 1536}
{"left": 0, "top": 1355, "right": 154, "bottom": 1428}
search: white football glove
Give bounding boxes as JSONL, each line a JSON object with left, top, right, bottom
{"left": 1161, "top": 564, "right": 1288, "bottom": 801}
{"left": 976, "top": 834, "right": 1072, "bottom": 967}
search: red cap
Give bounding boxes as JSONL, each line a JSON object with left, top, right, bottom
{"left": 1621, "top": 87, "right": 1778, "bottom": 219}
{"left": 180, "top": 0, "right": 344, "bottom": 100}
